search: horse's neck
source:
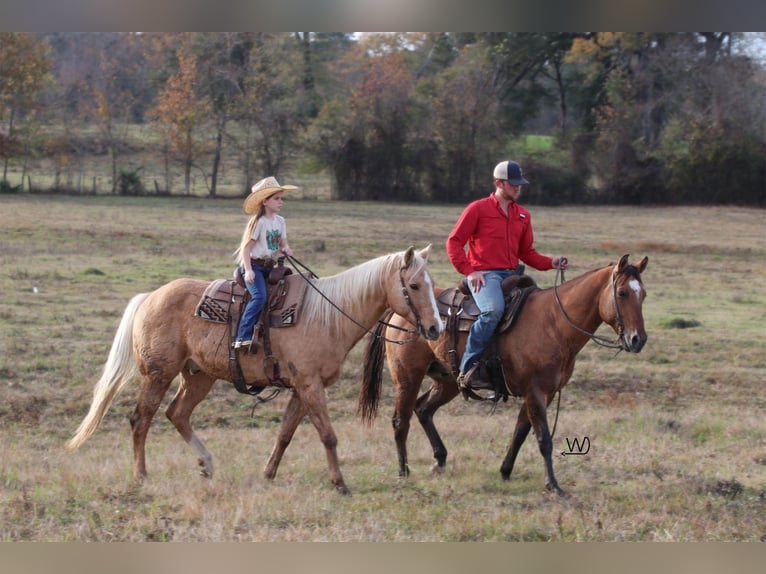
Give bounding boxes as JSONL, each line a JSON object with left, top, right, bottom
{"left": 554, "top": 266, "right": 611, "bottom": 332}
{"left": 306, "top": 258, "right": 390, "bottom": 342}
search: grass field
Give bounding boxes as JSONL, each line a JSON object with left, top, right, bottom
{"left": 0, "top": 193, "right": 765, "bottom": 542}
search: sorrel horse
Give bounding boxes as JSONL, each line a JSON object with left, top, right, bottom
{"left": 66, "top": 246, "right": 443, "bottom": 495}
{"left": 360, "top": 254, "right": 648, "bottom": 496}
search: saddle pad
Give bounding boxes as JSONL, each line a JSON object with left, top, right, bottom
{"left": 268, "top": 273, "right": 310, "bottom": 327}
{"left": 195, "top": 279, "right": 243, "bottom": 323}
{"left": 195, "top": 274, "right": 312, "bottom": 327}
{"left": 436, "top": 278, "right": 538, "bottom": 334}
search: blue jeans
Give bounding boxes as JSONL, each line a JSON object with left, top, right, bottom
{"left": 460, "top": 269, "right": 516, "bottom": 374}
{"left": 236, "top": 264, "right": 271, "bottom": 341}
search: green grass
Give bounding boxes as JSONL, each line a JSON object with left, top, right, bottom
{"left": 1, "top": 194, "right": 765, "bottom": 541}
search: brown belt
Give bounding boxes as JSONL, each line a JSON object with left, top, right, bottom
{"left": 251, "top": 258, "right": 276, "bottom": 268}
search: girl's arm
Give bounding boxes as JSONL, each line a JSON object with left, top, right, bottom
{"left": 242, "top": 239, "right": 257, "bottom": 283}
{"left": 279, "top": 236, "right": 293, "bottom": 257}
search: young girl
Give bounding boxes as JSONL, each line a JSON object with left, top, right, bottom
{"left": 233, "top": 176, "right": 298, "bottom": 349}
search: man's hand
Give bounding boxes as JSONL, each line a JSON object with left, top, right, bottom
{"left": 552, "top": 256, "right": 570, "bottom": 271}
{"left": 466, "top": 270, "right": 487, "bottom": 293}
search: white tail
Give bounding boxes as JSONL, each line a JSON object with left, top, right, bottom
{"left": 65, "top": 293, "right": 149, "bottom": 450}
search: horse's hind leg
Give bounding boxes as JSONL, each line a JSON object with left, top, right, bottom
{"left": 129, "top": 370, "right": 176, "bottom": 480}
{"left": 165, "top": 368, "right": 217, "bottom": 478}
{"left": 414, "top": 370, "right": 459, "bottom": 474}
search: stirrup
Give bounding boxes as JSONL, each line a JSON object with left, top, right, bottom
{"left": 233, "top": 339, "right": 252, "bottom": 349}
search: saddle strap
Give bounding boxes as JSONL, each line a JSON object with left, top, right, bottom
{"left": 445, "top": 289, "right": 464, "bottom": 376}
{"left": 261, "top": 279, "right": 287, "bottom": 386}
{"left": 228, "top": 282, "right": 262, "bottom": 396}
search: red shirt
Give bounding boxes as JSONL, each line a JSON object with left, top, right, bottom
{"left": 446, "top": 193, "right": 553, "bottom": 276}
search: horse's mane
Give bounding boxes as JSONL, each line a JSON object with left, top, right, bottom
{"left": 544, "top": 259, "right": 643, "bottom": 294}
{"left": 299, "top": 250, "right": 408, "bottom": 336}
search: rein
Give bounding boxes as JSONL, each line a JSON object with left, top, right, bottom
{"left": 552, "top": 262, "right": 625, "bottom": 351}
{"left": 285, "top": 254, "right": 422, "bottom": 345}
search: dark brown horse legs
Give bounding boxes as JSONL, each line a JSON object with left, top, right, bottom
{"left": 414, "top": 381, "right": 458, "bottom": 474}
{"left": 535, "top": 422, "right": 565, "bottom": 496}
{"left": 392, "top": 411, "right": 412, "bottom": 477}
{"left": 500, "top": 400, "right": 566, "bottom": 496}
{"left": 500, "top": 407, "right": 532, "bottom": 481}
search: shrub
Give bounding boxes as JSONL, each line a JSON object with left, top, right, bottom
{"left": 0, "top": 180, "right": 22, "bottom": 194}
{"left": 118, "top": 168, "right": 145, "bottom": 196}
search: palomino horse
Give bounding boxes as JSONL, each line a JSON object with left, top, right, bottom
{"left": 360, "top": 254, "right": 648, "bottom": 496}
{"left": 66, "top": 246, "right": 443, "bottom": 495}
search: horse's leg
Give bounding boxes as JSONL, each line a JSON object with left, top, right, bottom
{"left": 129, "top": 370, "right": 176, "bottom": 480}
{"left": 165, "top": 368, "right": 217, "bottom": 478}
{"left": 526, "top": 390, "right": 567, "bottom": 497}
{"left": 264, "top": 391, "right": 307, "bottom": 481}
{"left": 500, "top": 403, "right": 532, "bottom": 481}
{"left": 389, "top": 365, "right": 426, "bottom": 477}
{"left": 414, "top": 372, "right": 459, "bottom": 474}
{"left": 294, "top": 378, "right": 350, "bottom": 495}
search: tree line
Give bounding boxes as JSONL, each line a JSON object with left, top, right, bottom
{"left": 1, "top": 32, "right": 764, "bottom": 205}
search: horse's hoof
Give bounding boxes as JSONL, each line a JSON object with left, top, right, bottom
{"left": 198, "top": 459, "right": 213, "bottom": 479}
{"left": 335, "top": 483, "right": 351, "bottom": 496}
{"left": 546, "top": 482, "right": 570, "bottom": 498}
{"left": 430, "top": 462, "right": 444, "bottom": 475}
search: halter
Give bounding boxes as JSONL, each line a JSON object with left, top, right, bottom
{"left": 552, "top": 262, "right": 627, "bottom": 351}
{"left": 285, "top": 254, "right": 423, "bottom": 345}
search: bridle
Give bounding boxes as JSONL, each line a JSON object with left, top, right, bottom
{"left": 552, "top": 262, "right": 628, "bottom": 352}
{"left": 286, "top": 254, "right": 424, "bottom": 345}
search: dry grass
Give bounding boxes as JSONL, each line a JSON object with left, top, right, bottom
{"left": 1, "top": 194, "right": 765, "bottom": 542}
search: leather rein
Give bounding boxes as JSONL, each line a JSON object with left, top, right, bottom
{"left": 285, "top": 254, "right": 423, "bottom": 345}
{"left": 552, "top": 260, "right": 626, "bottom": 351}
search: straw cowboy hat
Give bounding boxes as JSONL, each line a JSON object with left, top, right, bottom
{"left": 243, "top": 176, "right": 300, "bottom": 215}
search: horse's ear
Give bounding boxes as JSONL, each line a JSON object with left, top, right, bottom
{"left": 418, "top": 244, "right": 432, "bottom": 262}
{"left": 403, "top": 246, "right": 415, "bottom": 268}
{"left": 637, "top": 256, "right": 648, "bottom": 273}
{"left": 618, "top": 254, "right": 630, "bottom": 271}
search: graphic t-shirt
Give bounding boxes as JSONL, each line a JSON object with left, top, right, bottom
{"left": 248, "top": 214, "right": 287, "bottom": 261}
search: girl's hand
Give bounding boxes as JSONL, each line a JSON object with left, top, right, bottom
{"left": 244, "top": 268, "right": 255, "bottom": 284}
{"left": 282, "top": 246, "right": 294, "bottom": 257}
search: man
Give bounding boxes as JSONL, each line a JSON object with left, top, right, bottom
{"left": 446, "top": 160, "right": 570, "bottom": 397}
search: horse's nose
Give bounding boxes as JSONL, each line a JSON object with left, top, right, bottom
{"left": 628, "top": 333, "right": 646, "bottom": 353}
{"left": 425, "top": 325, "right": 440, "bottom": 340}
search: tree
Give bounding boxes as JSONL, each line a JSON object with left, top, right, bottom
{"left": 77, "top": 34, "right": 148, "bottom": 194}
{"left": 0, "top": 33, "right": 52, "bottom": 185}
{"left": 231, "top": 33, "right": 306, "bottom": 193}
{"left": 427, "top": 44, "right": 502, "bottom": 201}
{"left": 149, "top": 41, "right": 212, "bottom": 195}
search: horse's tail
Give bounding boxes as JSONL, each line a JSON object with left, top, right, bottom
{"left": 65, "top": 292, "right": 149, "bottom": 451}
{"left": 357, "top": 309, "right": 393, "bottom": 426}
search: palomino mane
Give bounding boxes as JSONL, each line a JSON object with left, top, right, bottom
{"left": 299, "top": 250, "right": 414, "bottom": 336}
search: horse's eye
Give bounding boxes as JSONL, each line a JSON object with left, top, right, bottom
{"left": 617, "top": 289, "right": 627, "bottom": 298}
{"left": 409, "top": 283, "right": 420, "bottom": 291}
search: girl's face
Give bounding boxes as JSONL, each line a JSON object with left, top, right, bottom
{"left": 263, "top": 192, "right": 285, "bottom": 214}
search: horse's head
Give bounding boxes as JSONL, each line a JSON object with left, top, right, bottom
{"left": 392, "top": 245, "right": 444, "bottom": 341}
{"left": 601, "top": 254, "right": 649, "bottom": 353}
